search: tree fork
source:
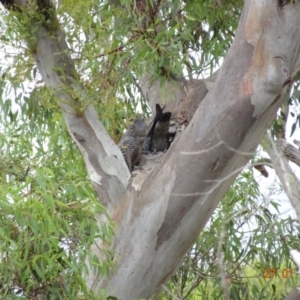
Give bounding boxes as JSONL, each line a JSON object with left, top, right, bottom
{"left": 95, "top": 0, "right": 300, "bottom": 298}
{"left": 0, "top": 0, "right": 130, "bottom": 208}
{"left": 2, "top": 0, "right": 300, "bottom": 299}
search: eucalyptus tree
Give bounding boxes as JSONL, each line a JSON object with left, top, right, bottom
{"left": 1, "top": 0, "right": 300, "bottom": 299}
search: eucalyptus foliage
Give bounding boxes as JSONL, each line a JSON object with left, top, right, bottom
{"left": 160, "top": 170, "right": 300, "bottom": 299}
{"left": 0, "top": 80, "right": 114, "bottom": 298}
{"left": 0, "top": 0, "right": 300, "bottom": 299}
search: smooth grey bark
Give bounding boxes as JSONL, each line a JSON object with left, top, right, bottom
{"left": 5, "top": 0, "right": 300, "bottom": 299}
{"left": 254, "top": 138, "right": 300, "bottom": 177}
{"left": 95, "top": 1, "right": 300, "bottom": 298}
{"left": 139, "top": 75, "right": 208, "bottom": 122}
{"left": 276, "top": 139, "right": 300, "bottom": 167}
{"left": 283, "top": 289, "right": 300, "bottom": 300}
{"left": 33, "top": 27, "right": 130, "bottom": 210}
{"left": 265, "top": 136, "right": 300, "bottom": 300}
{"left": 265, "top": 135, "right": 300, "bottom": 225}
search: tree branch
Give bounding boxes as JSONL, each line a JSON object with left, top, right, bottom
{"left": 275, "top": 139, "right": 300, "bottom": 167}
{"left": 264, "top": 134, "right": 300, "bottom": 222}
{"left": 93, "top": 1, "right": 300, "bottom": 298}
{"left": 3, "top": 0, "right": 131, "bottom": 209}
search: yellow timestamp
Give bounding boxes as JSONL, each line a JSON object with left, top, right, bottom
{"left": 264, "top": 268, "right": 294, "bottom": 279}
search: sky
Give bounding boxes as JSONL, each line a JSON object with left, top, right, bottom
{"left": 1, "top": 6, "right": 300, "bottom": 224}
{"left": 253, "top": 102, "right": 300, "bottom": 220}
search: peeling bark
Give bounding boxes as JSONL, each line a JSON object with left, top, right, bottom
{"left": 94, "top": 1, "right": 300, "bottom": 298}
{"left": 139, "top": 76, "right": 208, "bottom": 123}
{"left": 3, "top": 0, "right": 300, "bottom": 299}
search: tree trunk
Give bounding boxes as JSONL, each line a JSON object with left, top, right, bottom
{"left": 3, "top": 0, "right": 300, "bottom": 299}
{"left": 92, "top": 1, "right": 300, "bottom": 298}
